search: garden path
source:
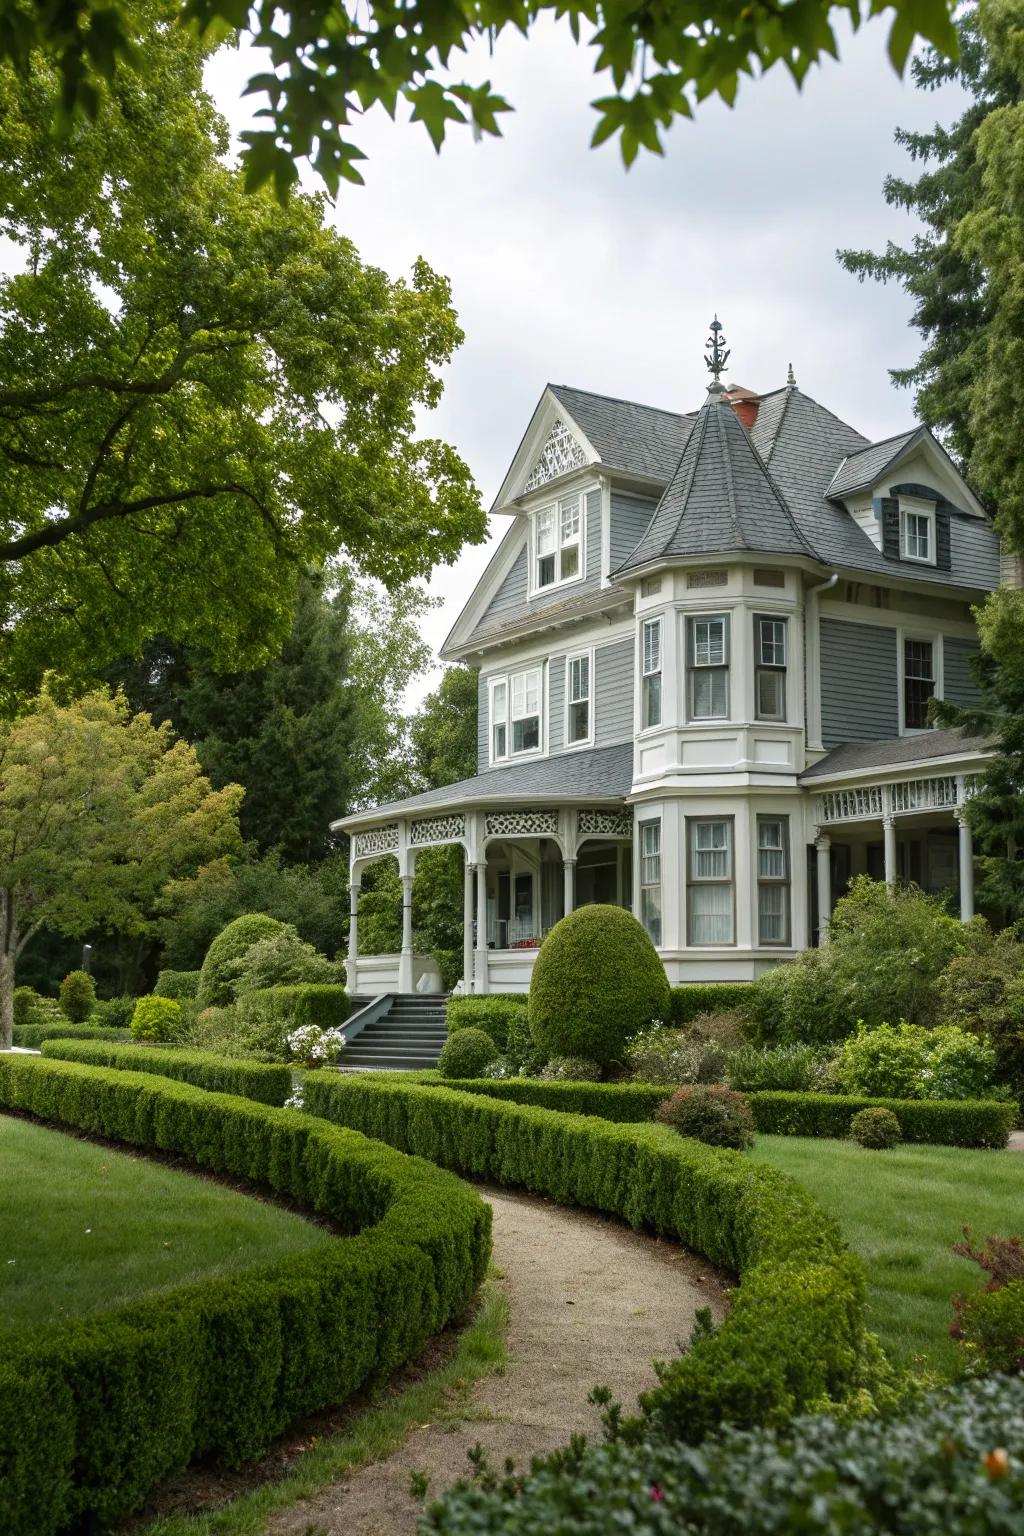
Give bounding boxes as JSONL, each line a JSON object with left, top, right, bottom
{"left": 269, "top": 1184, "right": 726, "bottom": 1536}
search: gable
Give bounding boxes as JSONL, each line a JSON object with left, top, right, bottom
{"left": 522, "top": 418, "right": 589, "bottom": 494}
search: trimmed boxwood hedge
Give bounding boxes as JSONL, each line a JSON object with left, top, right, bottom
{"left": 430, "top": 1078, "right": 1014, "bottom": 1148}
{"left": 668, "top": 983, "right": 751, "bottom": 1025}
{"left": 240, "top": 982, "right": 350, "bottom": 1033}
{"left": 445, "top": 996, "right": 526, "bottom": 1051}
{"left": 11, "top": 1022, "right": 133, "bottom": 1049}
{"left": 39, "top": 1039, "right": 292, "bottom": 1107}
{"left": 301, "top": 1073, "right": 868, "bottom": 1442}
{"left": 0, "top": 1056, "right": 489, "bottom": 1536}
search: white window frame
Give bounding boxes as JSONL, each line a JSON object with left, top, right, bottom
{"left": 899, "top": 630, "right": 942, "bottom": 735}
{"left": 641, "top": 616, "right": 663, "bottom": 731}
{"left": 638, "top": 819, "right": 662, "bottom": 947}
{"left": 564, "top": 649, "right": 594, "bottom": 749}
{"left": 687, "top": 613, "right": 730, "bottom": 722}
{"left": 532, "top": 493, "right": 585, "bottom": 594}
{"left": 686, "top": 817, "right": 736, "bottom": 947}
{"left": 754, "top": 614, "right": 788, "bottom": 723}
{"left": 900, "top": 500, "right": 937, "bottom": 566}
{"left": 756, "top": 816, "right": 791, "bottom": 947}
{"left": 489, "top": 666, "right": 544, "bottom": 763}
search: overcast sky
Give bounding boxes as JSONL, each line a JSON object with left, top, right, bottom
{"left": 206, "top": 22, "right": 964, "bottom": 706}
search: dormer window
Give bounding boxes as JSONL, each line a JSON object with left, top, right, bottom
{"left": 900, "top": 504, "right": 936, "bottom": 565}
{"left": 535, "top": 495, "right": 582, "bottom": 590}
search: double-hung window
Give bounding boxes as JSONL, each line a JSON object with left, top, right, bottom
{"left": 491, "top": 680, "right": 508, "bottom": 762}
{"left": 687, "top": 819, "right": 734, "bottom": 945}
{"left": 641, "top": 618, "right": 663, "bottom": 729}
{"left": 901, "top": 506, "right": 934, "bottom": 564}
{"left": 511, "top": 668, "right": 542, "bottom": 753}
{"left": 639, "top": 821, "right": 662, "bottom": 946}
{"left": 755, "top": 616, "right": 787, "bottom": 722}
{"left": 757, "top": 817, "right": 790, "bottom": 945}
{"left": 903, "top": 639, "right": 935, "bottom": 730}
{"left": 536, "top": 495, "right": 582, "bottom": 588}
{"left": 567, "top": 653, "right": 591, "bottom": 745}
{"left": 688, "top": 614, "right": 729, "bottom": 720}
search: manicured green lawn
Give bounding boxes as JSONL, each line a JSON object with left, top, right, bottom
{"left": 0, "top": 1114, "right": 333, "bottom": 1333}
{"left": 751, "top": 1135, "right": 1024, "bottom": 1377}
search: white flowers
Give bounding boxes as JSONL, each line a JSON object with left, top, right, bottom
{"left": 286, "top": 1024, "right": 346, "bottom": 1069}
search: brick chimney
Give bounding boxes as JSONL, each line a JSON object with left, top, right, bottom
{"left": 723, "top": 384, "right": 760, "bottom": 431}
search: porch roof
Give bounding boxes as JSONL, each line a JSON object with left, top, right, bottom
{"left": 800, "top": 726, "right": 994, "bottom": 783}
{"left": 334, "top": 743, "right": 634, "bottom": 831}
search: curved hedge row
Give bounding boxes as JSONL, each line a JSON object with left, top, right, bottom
{"left": 423, "top": 1077, "right": 1014, "bottom": 1147}
{"left": 40, "top": 1037, "right": 292, "bottom": 1106}
{"left": 0, "top": 1056, "right": 489, "bottom": 1536}
{"left": 301, "top": 1074, "right": 869, "bottom": 1442}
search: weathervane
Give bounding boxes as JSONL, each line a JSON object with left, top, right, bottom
{"left": 704, "top": 315, "right": 730, "bottom": 391}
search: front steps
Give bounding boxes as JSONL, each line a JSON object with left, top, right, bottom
{"left": 341, "top": 994, "right": 448, "bottom": 1071}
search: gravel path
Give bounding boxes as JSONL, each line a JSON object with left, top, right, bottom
{"left": 269, "top": 1184, "right": 726, "bottom": 1536}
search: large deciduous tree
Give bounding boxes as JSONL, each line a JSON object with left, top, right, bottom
{"left": 0, "top": 689, "right": 242, "bottom": 1046}
{"left": 0, "top": 2, "right": 482, "bottom": 711}
{"left": 0, "top": 0, "right": 960, "bottom": 193}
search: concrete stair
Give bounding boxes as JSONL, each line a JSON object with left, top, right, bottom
{"left": 341, "top": 994, "right": 448, "bottom": 1071}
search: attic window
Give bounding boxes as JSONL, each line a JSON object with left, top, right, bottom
{"left": 687, "top": 569, "right": 728, "bottom": 589}
{"left": 753, "top": 568, "right": 785, "bottom": 589}
{"left": 901, "top": 505, "right": 935, "bottom": 565}
{"left": 535, "top": 495, "right": 582, "bottom": 590}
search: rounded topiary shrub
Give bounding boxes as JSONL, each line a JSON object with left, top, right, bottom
{"left": 13, "top": 986, "right": 40, "bottom": 1028}
{"left": 528, "top": 905, "right": 670, "bottom": 1068}
{"left": 850, "top": 1106, "right": 902, "bottom": 1150}
{"left": 656, "top": 1084, "right": 754, "bottom": 1150}
{"left": 197, "top": 913, "right": 285, "bottom": 1008}
{"left": 131, "top": 995, "right": 182, "bottom": 1043}
{"left": 438, "top": 1028, "right": 499, "bottom": 1079}
{"left": 59, "top": 970, "right": 97, "bottom": 1022}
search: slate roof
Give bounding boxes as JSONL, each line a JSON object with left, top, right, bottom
{"left": 548, "top": 384, "right": 696, "bottom": 483}
{"left": 616, "top": 389, "right": 821, "bottom": 573}
{"left": 827, "top": 430, "right": 922, "bottom": 499}
{"left": 338, "top": 743, "right": 634, "bottom": 828}
{"left": 800, "top": 727, "right": 993, "bottom": 781}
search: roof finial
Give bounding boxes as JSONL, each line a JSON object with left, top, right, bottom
{"left": 704, "top": 315, "right": 730, "bottom": 394}
{"left": 786, "top": 361, "right": 796, "bottom": 388}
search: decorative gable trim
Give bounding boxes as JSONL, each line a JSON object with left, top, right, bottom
{"left": 523, "top": 417, "right": 589, "bottom": 492}
{"left": 491, "top": 387, "right": 599, "bottom": 512}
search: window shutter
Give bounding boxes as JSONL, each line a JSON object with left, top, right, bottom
{"left": 880, "top": 498, "right": 900, "bottom": 559}
{"left": 935, "top": 505, "right": 952, "bottom": 570}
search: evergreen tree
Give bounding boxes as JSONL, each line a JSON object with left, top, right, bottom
{"left": 410, "top": 664, "right": 479, "bottom": 788}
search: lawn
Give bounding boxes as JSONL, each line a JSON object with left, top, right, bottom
{"left": 0, "top": 1113, "right": 334, "bottom": 1333}
{"left": 751, "top": 1135, "right": 1024, "bottom": 1377}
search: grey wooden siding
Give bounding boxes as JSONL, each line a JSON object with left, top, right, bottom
{"left": 950, "top": 518, "right": 999, "bottom": 589}
{"left": 944, "top": 636, "right": 982, "bottom": 708}
{"left": 548, "top": 653, "right": 566, "bottom": 753}
{"left": 469, "top": 489, "right": 603, "bottom": 641}
{"left": 594, "top": 637, "right": 634, "bottom": 745}
{"left": 477, "top": 671, "right": 489, "bottom": 772}
{"left": 610, "top": 492, "right": 657, "bottom": 569}
{"left": 820, "top": 618, "right": 899, "bottom": 747}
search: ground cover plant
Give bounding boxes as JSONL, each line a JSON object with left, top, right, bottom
{"left": 751, "top": 1134, "right": 1024, "bottom": 1376}
{"left": 0, "top": 1115, "right": 330, "bottom": 1333}
{"left": 0, "top": 1054, "right": 489, "bottom": 1535}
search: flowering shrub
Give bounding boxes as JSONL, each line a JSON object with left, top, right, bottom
{"left": 625, "top": 1023, "right": 730, "bottom": 1086}
{"left": 836, "top": 1021, "right": 997, "bottom": 1100}
{"left": 539, "top": 1055, "right": 602, "bottom": 1081}
{"left": 850, "top": 1106, "right": 902, "bottom": 1149}
{"left": 286, "top": 1024, "right": 345, "bottom": 1069}
{"left": 656, "top": 1084, "right": 754, "bottom": 1150}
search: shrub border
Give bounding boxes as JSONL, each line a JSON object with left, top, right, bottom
{"left": 0, "top": 1056, "right": 489, "bottom": 1536}
{"left": 11, "top": 1022, "right": 133, "bottom": 1049}
{"left": 39, "top": 1037, "right": 293, "bottom": 1107}
{"left": 301, "top": 1072, "right": 869, "bottom": 1442}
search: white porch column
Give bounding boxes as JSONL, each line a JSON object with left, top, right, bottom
{"left": 474, "top": 860, "right": 489, "bottom": 994}
{"left": 463, "top": 855, "right": 474, "bottom": 991}
{"left": 883, "top": 814, "right": 897, "bottom": 888}
{"left": 957, "top": 808, "right": 975, "bottom": 921}
{"left": 398, "top": 872, "right": 415, "bottom": 992}
{"left": 563, "top": 857, "right": 576, "bottom": 917}
{"left": 815, "top": 834, "right": 831, "bottom": 946}
{"left": 347, "top": 871, "right": 361, "bottom": 989}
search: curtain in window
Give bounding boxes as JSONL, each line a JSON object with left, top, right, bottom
{"left": 757, "top": 884, "right": 786, "bottom": 942}
{"left": 689, "top": 884, "right": 733, "bottom": 944}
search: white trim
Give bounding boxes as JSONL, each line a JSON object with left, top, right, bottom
{"left": 563, "top": 647, "right": 595, "bottom": 751}
{"left": 801, "top": 747, "right": 994, "bottom": 790}
{"left": 528, "top": 489, "right": 588, "bottom": 599}
{"left": 486, "top": 663, "right": 546, "bottom": 766}
{"left": 897, "top": 627, "right": 943, "bottom": 736}
{"left": 600, "top": 475, "right": 612, "bottom": 588}
{"left": 899, "top": 498, "right": 937, "bottom": 566}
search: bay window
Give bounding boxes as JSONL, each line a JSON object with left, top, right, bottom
{"left": 567, "top": 652, "right": 591, "bottom": 745}
{"left": 536, "top": 495, "right": 582, "bottom": 589}
{"left": 687, "top": 818, "right": 734, "bottom": 945}
{"left": 754, "top": 616, "right": 787, "bottom": 722}
{"left": 756, "top": 817, "right": 790, "bottom": 945}
{"left": 639, "top": 821, "right": 662, "bottom": 946}
{"left": 688, "top": 614, "right": 729, "bottom": 720}
{"left": 641, "top": 617, "right": 663, "bottom": 729}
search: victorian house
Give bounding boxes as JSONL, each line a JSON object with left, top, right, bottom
{"left": 336, "top": 323, "right": 999, "bottom": 996}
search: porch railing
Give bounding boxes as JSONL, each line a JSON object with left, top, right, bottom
{"left": 487, "top": 917, "right": 547, "bottom": 950}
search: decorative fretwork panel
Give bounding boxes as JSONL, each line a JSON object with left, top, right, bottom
{"left": 577, "top": 808, "right": 634, "bottom": 838}
{"left": 352, "top": 823, "right": 399, "bottom": 859}
{"left": 816, "top": 787, "right": 884, "bottom": 824}
{"left": 890, "top": 776, "right": 959, "bottom": 814}
{"left": 817, "top": 773, "right": 968, "bottom": 826}
{"left": 523, "top": 419, "right": 588, "bottom": 492}
{"left": 410, "top": 813, "right": 466, "bottom": 846}
{"left": 485, "top": 809, "right": 559, "bottom": 838}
